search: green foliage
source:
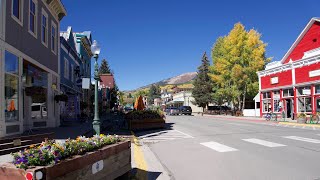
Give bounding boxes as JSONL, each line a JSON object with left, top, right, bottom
{"left": 210, "top": 23, "right": 271, "bottom": 110}
{"left": 148, "top": 84, "right": 161, "bottom": 105}
{"left": 134, "top": 89, "right": 149, "bottom": 99}
{"left": 124, "top": 110, "right": 165, "bottom": 120}
{"left": 297, "top": 113, "right": 307, "bottom": 118}
{"left": 98, "top": 59, "right": 111, "bottom": 74}
{"left": 192, "top": 52, "right": 213, "bottom": 111}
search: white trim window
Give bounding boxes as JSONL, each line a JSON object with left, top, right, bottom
{"left": 11, "top": 0, "right": 23, "bottom": 26}
{"left": 41, "top": 9, "right": 48, "bottom": 47}
{"left": 51, "top": 21, "right": 57, "bottom": 54}
{"left": 71, "top": 64, "right": 74, "bottom": 82}
{"left": 64, "top": 59, "right": 69, "bottom": 79}
{"left": 283, "top": 88, "right": 294, "bottom": 97}
{"left": 262, "top": 92, "right": 271, "bottom": 113}
{"left": 28, "top": 0, "right": 37, "bottom": 38}
{"left": 273, "top": 91, "right": 281, "bottom": 112}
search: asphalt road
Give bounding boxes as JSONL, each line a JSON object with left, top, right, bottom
{"left": 138, "top": 115, "right": 320, "bottom": 180}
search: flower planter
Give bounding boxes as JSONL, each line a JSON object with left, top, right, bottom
{"left": 297, "top": 118, "right": 306, "bottom": 124}
{"left": 129, "top": 118, "right": 165, "bottom": 131}
{"left": 0, "top": 140, "right": 131, "bottom": 180}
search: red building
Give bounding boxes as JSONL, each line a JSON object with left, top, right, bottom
{"left": 258, "top": 18, "right": 320, "bottom": 119}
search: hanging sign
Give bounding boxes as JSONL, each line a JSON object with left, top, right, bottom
{"left": 309, "top": 69, "right": 320, "bottom": 77}
{"left": 302, "top": 89, "right": 311, "bottom": 95}
{"left": 82, "top": 78, "right": 90, "bottom": 89}
{"left": 271, "top": 77, "right": 278, "bottom": 84}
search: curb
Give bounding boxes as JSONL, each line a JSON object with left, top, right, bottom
{"left": 279, "top": 122, "right": 320, "bottom": 128}
{"left": 131, "top": 131, "right": 148, "bottom": 180}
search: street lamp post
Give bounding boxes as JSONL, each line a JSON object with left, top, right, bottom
{"left": 91, "top": 40, "right": 101, "bottom": 135}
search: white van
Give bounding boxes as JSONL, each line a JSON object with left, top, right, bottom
{"left": 31, "top": 103, "right": 47, "bottom": 119}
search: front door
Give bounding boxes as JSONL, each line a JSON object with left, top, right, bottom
{"left": 285, "top": 99, "right": 293, "bottom": 119}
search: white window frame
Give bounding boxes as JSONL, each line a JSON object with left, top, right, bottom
{"left": 41, "top": 8, "right": 48, "bottom": 47}
{"left": 282, "top": 88, "right": 294, "bottom": 97}
{"left": 71, "top": 64, "right": 74, "bottom": 82}
{"left": 11, "top": 0, "right": 23, "bottom": 26}
{"left": 64, "top": 58, "right": 69, "bottom": 79}
{"left": 28, "top": 0, "right": 37, "bottom": 38}
{"left": 51, "top": 21, "right": 57, "bottom": 54}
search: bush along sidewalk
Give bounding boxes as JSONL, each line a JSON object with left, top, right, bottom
{"left": 0, "top": 134, "right": 131, "bottom": 180}
{"left": 125, "top": 110, "right": 166, "bottom": 131}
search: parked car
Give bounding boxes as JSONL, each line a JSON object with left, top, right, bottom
{"left": 165, "top": 107, "right": 180, "bottom": 116}
{"left": 31, "top": 103, "right": 47, "bottom": 119}
{"left": 179, "top": 106, "right": 192, "bottom": 115}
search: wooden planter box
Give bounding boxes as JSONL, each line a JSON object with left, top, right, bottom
{"left": 0, "top": 141, "right": 131, "bottom": 180}
{"left": 129, "top": 118, "right": 165, "bottom": 131}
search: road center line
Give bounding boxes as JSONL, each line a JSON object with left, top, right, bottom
{"left": 242, "top": 138, "right": 286, "bottom": 147}
{"left": 283, "top": 136, "right": 320, "bottom": 143}
{"left": 200, "top": 141, "right": 238, "bottom": 152}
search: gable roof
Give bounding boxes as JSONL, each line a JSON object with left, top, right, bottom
{"left": 280, "top": 17, "right": 320, "bottom": 64}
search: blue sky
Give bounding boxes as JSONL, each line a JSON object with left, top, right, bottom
{"left": 60, "top": 0, "right": 320, "bottom": 91}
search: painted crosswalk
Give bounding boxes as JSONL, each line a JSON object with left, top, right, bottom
{"left": 137, "top": 129, "right": 194, "bottom": 144}
{"left": 242, "top": 138, "right": 286, "bottom": 147}
{"left": 283, "top": 136, "right": 320, "bottom": 143}
{"left": 200, "top": 141, "right": 238, "bottom": 152}
{"left": 200, "top": 135, "right": 320, "bottom": 153}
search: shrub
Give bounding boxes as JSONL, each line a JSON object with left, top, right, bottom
{"left": 125, "top": 110, "right": 165, "bottom": 120}
{"left": 297, "top": 113, "right": 307, "bottom": 118}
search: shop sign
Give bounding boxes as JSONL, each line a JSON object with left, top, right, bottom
{"left": 309, "top": 69, "right": 320, "bottom": 77}
{"left": 271, "top": 77, "right": 278, "bottom": 84}
{"left": 303, "top": 89, "right": 311, "bottom": 95}
{"left": 273, "top": 94, "right": 280, "bottom": 99}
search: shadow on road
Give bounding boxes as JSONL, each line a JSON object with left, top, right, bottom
{"left": 128, "top": 168, "right": 162, "bottom": 180}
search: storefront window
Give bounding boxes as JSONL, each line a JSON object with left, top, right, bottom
{"left": 315, "top": 85, "right": 320, "bottom": 94}
{"left": 298, "top": 97, "right": 312, "bottom": 112}
{"left": 5, "top": 51, "right": 19, "bottom": 122}
{"left": 23, "top": 61, "right": 48, "bottom": 120}
{"left": 283, "top": 89, "right": 294, "bottom": 97}
{"left": 263, "top": 92, "right": 271, "bottom": 99}
{"left": 262, "top": 99, "right": 271, "bottom": 113}
{"left": 297, "top": 86, "right": 311, "bottom": 96}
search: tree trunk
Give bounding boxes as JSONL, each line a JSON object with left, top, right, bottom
{"left": 241, "top": 85, "right": 247, "bottom": 111}
{"left": 237, "top": 95, "right": 241, "bottom": 110}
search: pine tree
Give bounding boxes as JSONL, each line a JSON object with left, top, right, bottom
{"left": 192, "top": 52, "right": 213, "bottom": 112}
{"left": 99, "top": 59, "right": 111, "bottom": 74}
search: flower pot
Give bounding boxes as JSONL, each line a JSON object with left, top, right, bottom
{"left": 297, "top": 118, "right": 306, "bottom": 124}
{"left": 0, "top": 141, "right": 131, "bottom": 180}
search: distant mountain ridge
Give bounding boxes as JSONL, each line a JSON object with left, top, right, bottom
{"left": 131, "top": 72, "right": 197, "bottom": 91}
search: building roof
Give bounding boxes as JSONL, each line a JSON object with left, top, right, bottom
{"left": 280, "top": 17, "right": 320, "bottom": 64}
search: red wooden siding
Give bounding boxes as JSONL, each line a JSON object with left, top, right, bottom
{"left": 295, "top": 63, "right": 320, "bottom": 84}
{"left": 284, "top": 21, "right": 320, "bottom": 64}
{"left": 261, "top": 70, "right": 292, "bottom": 90}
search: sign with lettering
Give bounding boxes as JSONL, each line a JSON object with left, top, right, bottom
{"left": 302, "top": 89, "right": 311, "bottom": 95}
{"left": 92, "top": 160, "right": 104, "bottom": 174}
{"left": 309, "top": 69, "right": 320, "bottom": 77}
{"left": 271, "top": 77, "right": 278, "bottom": 84}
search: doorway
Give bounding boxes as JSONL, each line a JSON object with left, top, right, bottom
{"left": 285, "top": 99, "right": 293, "bottom": 119}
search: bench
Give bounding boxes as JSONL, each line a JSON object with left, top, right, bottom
{"left": 0, "top": 132, "right": 55, "bottom": 155}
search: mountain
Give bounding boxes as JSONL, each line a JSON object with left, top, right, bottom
{"left": 132, "top": 72, "right": 197, "bottom": 91}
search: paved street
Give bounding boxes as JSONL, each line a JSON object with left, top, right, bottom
{"left": 137, "top": 115, "right": 320, "bottom": 180}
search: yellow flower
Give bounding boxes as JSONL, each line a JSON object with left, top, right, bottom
{"left": 29, "top": 144, "right": 35, "bottom": 148}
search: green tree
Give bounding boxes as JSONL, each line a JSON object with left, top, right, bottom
{"left": 134, "top": 89, "right": 149, "bottom": 99}
{"left": 148, "top": 84, "right": 161, "bottom": 105}
{"left": 99, "top": 59, "right": 111, "bottom": 74}
{"left": 192, "top": 52, "right": 213, "bottom": 112}
{"left": 210, "top": 23, "right": 271, "bottom": 110}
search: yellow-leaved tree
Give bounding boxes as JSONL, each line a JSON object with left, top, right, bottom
{"left": 210, "top": 23, "right": 271, "bottom": 111}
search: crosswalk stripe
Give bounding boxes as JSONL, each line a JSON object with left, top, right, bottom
{"left": 200, "top": 141, "right": 238, "bottom": 152}
{"left": 283, "top": 136, "right": 320, "bottom": 143}
{"left": 242, "top": 138, "right": 286, "bottom": 147}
